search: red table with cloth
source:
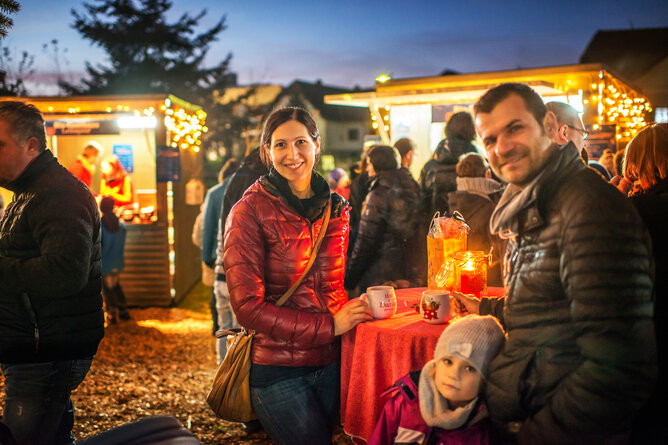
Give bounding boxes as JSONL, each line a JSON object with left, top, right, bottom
{"left": 340, "top": 286, "right": 505, "bottom": 444}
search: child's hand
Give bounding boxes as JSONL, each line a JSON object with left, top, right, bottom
{"left": 334, "top": 298, "right": 373, "bottom": 336}
{"left": 451, "top": 291, "right": 480, "bottom": 315}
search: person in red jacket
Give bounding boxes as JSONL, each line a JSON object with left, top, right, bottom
{"left": 100, "top": 155, "right": 135, "bottom": 209}
{"left": 223, "top": 107, "right": 373, "bottom": 445}
{"left": 68, "top": 140, "right": 103, "bottom": 190}
{"left": 369, "top": 315, "right": 505, "bottom": 445}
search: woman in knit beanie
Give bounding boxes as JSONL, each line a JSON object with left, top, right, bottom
{"left": 100, "top": 196, "right": 132, "bottom": 324}
{"left": 369, "top": 315, "right": 505, "bottom": 445}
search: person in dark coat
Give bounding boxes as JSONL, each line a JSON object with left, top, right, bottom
{"left": 447, "top": 153, "right": 504, "bottom": 286}
{"left": 345, "top": 145, "right": 421, "bottom": 292}
{"left": 419, "top": 112, "right": 478, "bottom": 217}
{"left": 620, "top": 123, "right": 668, "bottom": 443}
{"left": 0, "top": 101, "right": 104, "bottom": 445}
{"left": 453, "top": 84, "right": 655, "bottom": 444}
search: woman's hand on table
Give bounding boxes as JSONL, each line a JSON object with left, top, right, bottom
{"left": 334, "top": 298, "right": 373, "bottom": 336}
{"left": 452, "top": 291, "right": 480, "bottom": 315}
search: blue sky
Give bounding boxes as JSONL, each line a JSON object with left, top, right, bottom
{"left": 5, "top": 0, "right": 668, "bottom": 93}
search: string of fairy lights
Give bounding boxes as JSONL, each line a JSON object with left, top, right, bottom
{"left": 368, "top": 70, "right": 652, "bottom": 146}
{"left": 43, "top": 97, "right": 208, "bottom": 153}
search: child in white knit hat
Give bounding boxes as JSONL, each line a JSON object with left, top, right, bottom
{"left": 369, "top": 315, "right": 505, "bottom": 445}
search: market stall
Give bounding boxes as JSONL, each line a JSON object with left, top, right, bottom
{"left": 325, "top": 63, "right": 652, "bottom": 177}
{"left": 0, "top": 94, "right": 207, "bottom": 307}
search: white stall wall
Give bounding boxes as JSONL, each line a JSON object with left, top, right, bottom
{"left": 389, "top": 104, "right": 432, "bottom": 180}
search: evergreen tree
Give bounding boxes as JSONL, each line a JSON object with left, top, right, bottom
{"left": 0, "top": 0, "right": 20, "bottom": 38}
{"left": 62, "top": 0, "right": 231, "bottom": 102}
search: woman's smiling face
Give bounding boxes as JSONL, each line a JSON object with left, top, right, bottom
{"left": 268, "top": 119, "right": 320, "bottom": 196}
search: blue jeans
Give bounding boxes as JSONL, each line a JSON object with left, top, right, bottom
{"left": 251, "top": 361, "right": 340, "bottom": 445}
{"left": 1, "top": 358, "right": 93, "bottom": 445}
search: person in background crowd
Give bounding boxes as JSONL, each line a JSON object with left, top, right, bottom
{"left": 617, "top": 123, "right": 668, "bottom": 444}
{"left": 68, "top": 140, "right": 103, "bottom": 190}
{"left": 100, "top": 155, "right": 134, "bottom": 209}
{"left": 545, "top": 101, "right": 587, "bottom": 152}
{"left": 327, "top": 167, "right": 350, "bottom": 200}
{"left": 447, "top": 153, "right": 504, "bottom": 286}
{"left": 598, "top": 148, "right": 615, "bottom": 177}
{"left": 200, "top": 158, "right": 240, "bottom": 362}
{"left": 0, "top": 193, "right": 4, "bottom": 220}
{"left": 394, "top": 137, "right": 416, "bottom": 170}
{"left": 613, "top": 149, "right": 625, "bottom": 178}
{"left": 345, "top": 145, "right": 421, "bottom": 292}
{"left": 545, "top": 101, "right": 614, "bottom": 180}
{"left": 348, "top": 142, "right": 374, "bottom": 252}
{"left": 214, "top": 147, "right": 269, "bottom": 434}
{"left": 0, "top": 101, "right": 104, "bottom": 445}
{"left": 454, "top": 83, "right": 655, "bottom": 444}
{"left": 99, "top": 196, "right": 131, "bottom": 324}
{"left": 224, "top": 108, "right": 372, "bottom": 445}
{"left": 369, "top": 315, "right": 506, "bottom": 445}
{"left": 419, "top": 112, "right": 477, "bottom": 217}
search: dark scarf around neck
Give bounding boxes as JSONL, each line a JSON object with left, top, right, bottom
{"left": 265, "top": 168, "right": 331, "bottom": 222}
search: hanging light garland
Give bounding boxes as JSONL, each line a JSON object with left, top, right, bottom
{"left": 160, "top": 98, "right": 207, "bottom": 153}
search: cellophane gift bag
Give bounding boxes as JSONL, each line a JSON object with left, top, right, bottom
{"left": 427, "top": 212, "right": 468, "bottom": 290}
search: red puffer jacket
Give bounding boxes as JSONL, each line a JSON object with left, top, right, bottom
{"left": 224, "top": 179, "right": 350, "bottom": 367}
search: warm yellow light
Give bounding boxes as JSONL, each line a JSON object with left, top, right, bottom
{"left": 372, "top": 122, "right": 378, "bottom": 129}
{"left": 376, "top": 74, "right": 391, "bottom": 83}
{"left": 383, "top": 125, "right": 389, "bottom": 131}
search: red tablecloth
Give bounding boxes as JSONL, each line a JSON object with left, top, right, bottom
{"left": 340, "top": 287, "right": 504, "bottom": 444}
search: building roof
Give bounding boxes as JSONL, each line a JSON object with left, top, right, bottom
{"left": 278, "top": 80, "right": 371, "bottom": 121}
{"left": 580, "top": 27, "right": 668, "bottom": 81}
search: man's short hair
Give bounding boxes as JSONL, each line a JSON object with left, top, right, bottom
{"left": 393, "top": 138, "right": 414, "bottom": 158}
{"left": 0, "top": 101, "right": 47, "bottom": 152}
{"left": 474, "top": 83, "right": 547, "bottom": 126}
{"left": 456, "top": 152, "right": 488, "bottom": 178}
{"left": 545, "top": 101, "right": 580, "bottom": 127}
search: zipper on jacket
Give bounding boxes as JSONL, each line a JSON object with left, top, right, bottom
{"left": 20, "top": 292, "right": 39, "bottom": 352}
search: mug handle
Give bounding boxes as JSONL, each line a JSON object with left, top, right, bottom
{"left": 359, "top": 293, "right": 369, "bottom": 304}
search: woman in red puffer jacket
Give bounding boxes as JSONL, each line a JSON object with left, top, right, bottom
{"left": 223, "top": 107, "right": 373, "bottom": 445}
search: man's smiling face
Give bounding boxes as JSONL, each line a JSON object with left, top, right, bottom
{"left": 476, "top": 93, "right": 556, "bottom": 187}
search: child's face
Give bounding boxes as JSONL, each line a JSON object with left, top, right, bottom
{"left": 434, "top": 355, "right": 482, "bottom": 408}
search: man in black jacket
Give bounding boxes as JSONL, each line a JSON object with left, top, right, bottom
{"left": 0, "top": 101, "right": 104, "bottom": 445}
{"left": 454, "top": 84, "right": 655, "bottom": 444}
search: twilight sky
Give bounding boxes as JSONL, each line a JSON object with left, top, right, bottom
{"left": 5, "top": 0, "right": 668, "bottom": 94}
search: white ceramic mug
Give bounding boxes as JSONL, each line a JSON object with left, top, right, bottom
{"left": 363, "top": 286, "right": 397, "bottom": 319}
{"left": 419, "top": 289, "right": 452, "bottom": 324}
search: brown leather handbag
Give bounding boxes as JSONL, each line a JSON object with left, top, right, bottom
{"left": 206, "top": 199, "right": 332, "bottom": 422}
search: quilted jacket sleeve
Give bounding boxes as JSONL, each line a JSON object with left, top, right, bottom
{"left": 0, "top": 187, "right": 97, "bottom": 297}
{"left": 223, "top": 197, "right": 336, "bottom": 345}
{"left": 517, "top": 182, "right": 656, "bottom": 443}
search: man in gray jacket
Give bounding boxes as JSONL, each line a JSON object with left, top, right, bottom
{"left": 454, "top": 83, "right": 655, "bottom": 444}
{"left": 0, "top": 101, "right": 104, "bottom": 445}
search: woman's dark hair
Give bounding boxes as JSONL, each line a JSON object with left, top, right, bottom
{"left": 445, "top": 111, "right": 476, "bottom": 142}
{"left": 259, "top": 107, "right": 319, "bottom": 169}
{"left": 100, "top": 196, "right": 120, "bottom": 232}
{"left": 368, "top": 145, "right": 400, "bottom": 172}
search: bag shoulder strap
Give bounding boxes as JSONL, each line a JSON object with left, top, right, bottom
{"left": 275, "top": 198, "right": 332, "bottom": 307}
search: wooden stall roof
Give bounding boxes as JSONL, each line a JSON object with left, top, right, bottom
{"left": 324, "top": 63, "right": 645, "bottom": 107}
{"left": 1, "top": 93, "right": 201, "bottom": 115}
